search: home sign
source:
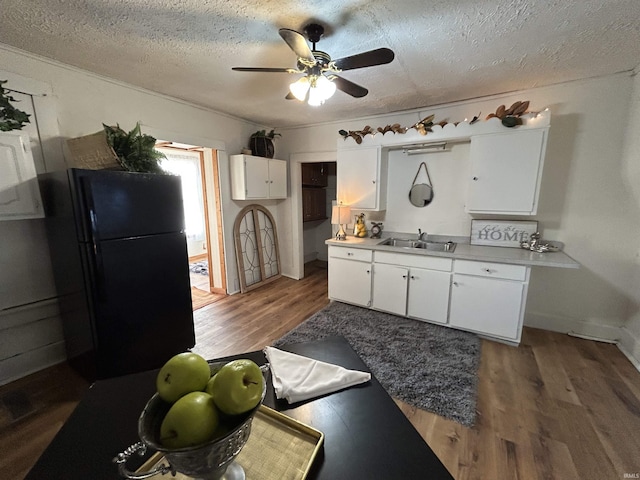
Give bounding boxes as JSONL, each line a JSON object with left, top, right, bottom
{"left": 470, "top": 220, "right": 538, "bottom": 248}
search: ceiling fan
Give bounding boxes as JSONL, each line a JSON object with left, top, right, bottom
{"left": 232, "top": 23, "right": 395, "bottom": 106}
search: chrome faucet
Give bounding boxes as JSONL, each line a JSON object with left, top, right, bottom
{"left": 418, "top": 228, "right": 428, "bottom": 241}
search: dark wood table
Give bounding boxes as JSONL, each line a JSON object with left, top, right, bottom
{"left": 26, "top": 336, "right": 453, "bottom": 479}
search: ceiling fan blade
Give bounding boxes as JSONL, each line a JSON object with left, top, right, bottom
{"left": 333, "top": 48, "right": 395, "bottom": 71}
{"left": 232, "top": 67, "right": 300, "bottom": 73}
{"left": 332, "top": 76, "right": 368, "bottom": 98}
{"left": 279, "top": 28, "right": 315, "bottom": 64}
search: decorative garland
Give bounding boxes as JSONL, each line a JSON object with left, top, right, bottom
{"left": 339, "top": 100, "right": 531, "bottom": 144}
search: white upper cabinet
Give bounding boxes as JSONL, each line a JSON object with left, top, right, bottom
{"left": 0, "top": 132, "right": 43, "bottom": 220}
{"left": 335, "top": 112, "right": 550, "bottom": 217}
{"left": 466, "top": 129, "right": 548, "bottom": 215}
{"left": 337, "top": 146, "right": 387, "bottom": 211}
{"left": 230, "top": 154, "right": 287, "bottom": 200}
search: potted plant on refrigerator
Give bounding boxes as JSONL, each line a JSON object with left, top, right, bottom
{"left": 103, "top": 123, "right": 167, "bottom": 173}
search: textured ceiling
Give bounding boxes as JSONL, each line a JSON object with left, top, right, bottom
{"left": 1, "top": 0, "right": 639, "bottom": 127}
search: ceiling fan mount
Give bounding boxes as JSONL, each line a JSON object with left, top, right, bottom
{"left": 232, "top": 23, "right": 395, "bottom": 103}
{"left": 303, "top": 23, "right": 325, "bottom": 47}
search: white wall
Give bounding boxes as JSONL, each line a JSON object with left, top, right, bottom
{"left": 0, "top": 45, "right": 266, "bottom": 384}
{"left": 278, "top": 72, "right": 640, "bottom": 365}
{"left": 2, "top": 42, "right": 639, "bottom": 381}
{"left": 618, "top": 69, "right": 640, "bottom": 368}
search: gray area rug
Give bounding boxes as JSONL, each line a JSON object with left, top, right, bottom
{"left": 189, "top": 260, "right": 208, "bottom": 276}
{"left": 274, "top": 301, "right": 481, "bottom": 427}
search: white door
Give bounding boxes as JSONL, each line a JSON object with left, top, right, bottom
{"left": 449, "top": 274, "right": 525, "bottom": 339}
{"left": 372, "top": 263, "right": 408, "bottom": 316}
{"left": 328, "top": 258, "right": 372, "bottom": 307}
{"left": 268, "top": 159, "right": 287, "bottom": 198}
{"left": 245, "top": 155, "right": 269, "bottom": 198}
{"left": 0, "top": 132, "right": 43, "bottom": 220}
{"left": 467, "top": 129, "right": 545, "bottom": 214}
{"left": 337, "top": 147, "right": 379, "bottom": 209}
{"left": 407, "top": 268, "right": 451, "bottom": 324}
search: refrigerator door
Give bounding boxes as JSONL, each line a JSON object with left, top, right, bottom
{"left": 69, "top": 168, "right": 185, "bottom": 242}
{"left": 86, "top": 232, "right": 195, "bottom": 378}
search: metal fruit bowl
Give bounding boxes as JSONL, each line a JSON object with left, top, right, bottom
{"left": 114, "top": 361, "right": 268, "bottom": 480}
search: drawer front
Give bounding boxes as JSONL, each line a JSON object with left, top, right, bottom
{"left": 375, "top": 251, "right": 452, "bottom": 272}
{"left": 329, "top": 246, "right": 373, "bottom": 262}
{"left": 454, "top": 259, "right": 527, "bottom": 281}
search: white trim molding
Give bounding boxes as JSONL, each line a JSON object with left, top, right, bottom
{"left": 0, "top": 298, "right": 66, "bottom": 385}
{"left": 618, "top": 326, "right": 640, "bottom": 372}
{"left": 525, "top": 311, "right": 640, "bottom": 373}
{"left": 289, "top": 151, "right": 338, "bottom": 280}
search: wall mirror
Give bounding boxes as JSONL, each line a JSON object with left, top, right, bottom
{"left": 409, "top": 162, "right": 434, "bottom": 207}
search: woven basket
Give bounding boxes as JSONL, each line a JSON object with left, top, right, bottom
{"left": 66, "top": 131, "right": 123, "bottom": 170}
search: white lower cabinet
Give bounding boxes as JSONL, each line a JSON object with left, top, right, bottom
{"left": 372, "top": 251, "right": 452, "bottom": 323}
{"left": 328, "top": 246, "right": 531, "bottom": 344}
{"left": 449, "top": 260, "right": 529, "bottom": 342}
{"left": 372, "top": 263, "right": 408, "bottom": 315}
{"left": 407, "top": 268, "right": 451, "bottom": 324}
{"left": 328, "top": 247, "right": 372, "bottom": 307}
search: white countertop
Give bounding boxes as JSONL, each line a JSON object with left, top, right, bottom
{"left": 325, "top": 236, "right": 580, "bottom": 269}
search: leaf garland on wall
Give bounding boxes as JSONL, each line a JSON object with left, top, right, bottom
{"left": 338, "top": 100, "right": 532, "bottom": 143}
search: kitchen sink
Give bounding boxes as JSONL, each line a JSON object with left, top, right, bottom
{"left": 380, "top": 238, "right": 456, "bottom": 252}
{"left": 381, "top": 238, "right": 421, "bottom": 248}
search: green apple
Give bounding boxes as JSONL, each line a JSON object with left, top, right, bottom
{"left": 159, "top": 391, "right": 219, "bottom": 449}
{"left": 208, "top": 359, "right": 264, "bottom": 415}
{"left": 156, "top": 352, "right": 211, "bottom": 403}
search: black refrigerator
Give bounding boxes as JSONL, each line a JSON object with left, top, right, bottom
{"left": 39, "top": 168, "right": 195, "bottom": 379}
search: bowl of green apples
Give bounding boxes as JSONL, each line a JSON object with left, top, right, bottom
{"left": 114, "top": 352, "right": 267, "bottom": 480}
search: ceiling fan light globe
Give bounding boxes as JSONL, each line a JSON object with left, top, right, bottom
{"left": 316, "top": 75, "right": 337, "bottom": 99}
{"left": 290, "top": 76, "right": 310, "bottom": 101}
{"left": 307, "top": 86, "right": 325, "bottom": 106}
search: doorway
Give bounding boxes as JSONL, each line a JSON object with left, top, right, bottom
{"left": 301, "top": 161, "right": 336, "bottom": 263}
{"left": 156, "top": 142, "right": 226, "bottom": 307}
{"left": 290, "top": 152, "right": 338, "bottom": 279}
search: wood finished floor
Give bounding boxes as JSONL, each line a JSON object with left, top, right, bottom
{"left": 1, "top": 260, "right": 639, "bottom": 479}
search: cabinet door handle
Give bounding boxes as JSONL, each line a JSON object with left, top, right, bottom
{"left": 484, "top": 268, "right": 492, "bottom": 273}
{"left": 366, "top": 270, "right": 370, "bottom": 274}
{"left": 372, "top": 180, "right": 376, "bottom": 184}
{"left": 402, "top": 274, "right": 407, "bottom": 279}
{"left": 347, "top": 252, "right": 353, "bottom": 256}
{"left": 453, "top": 281, "right": 459, "bottom": 286}
{"left": 410, "top": 275, "right": 416, "bottom": 280}
{"left": 473, "top": 176, "right": 479, "bottom": 181}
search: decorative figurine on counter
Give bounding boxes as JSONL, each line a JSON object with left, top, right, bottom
{"left": 520, "top": 231, "right": 560, "bottom": 253}
{"left": 353, "top": 213, "right": 368, "bottom": 238}
{"left": 370, "top": 222, "right": 383, "bottom": 239}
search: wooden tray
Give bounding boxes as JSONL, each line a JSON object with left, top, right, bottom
{"left": 137, "top": 405, "right": 324, "bottom": 479}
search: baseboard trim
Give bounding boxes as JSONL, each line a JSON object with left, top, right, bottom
{"left": 524, "top": 311, "right": 622, "bottom": 342}
{"left": 0, "top": 298, "right": 67, "bottom": 385}
{"left": 0, "top": 298, "right": 60, "bottom": 330}
{"left": 525, "top": 311, "right": 640, "bottom": 373}
{"left": 0, "top": 341, "right": 67, "bottom": 386}
{"left": 618, "top": 326, "right": 640, "bottom": 372}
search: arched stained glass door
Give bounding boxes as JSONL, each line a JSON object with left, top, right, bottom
{"left": 233, "top": 204, "right": 281, "bottom": 292}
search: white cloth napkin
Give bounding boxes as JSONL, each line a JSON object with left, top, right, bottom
{"left": 264, "top": 346, "right": 371, "bottom": 403}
